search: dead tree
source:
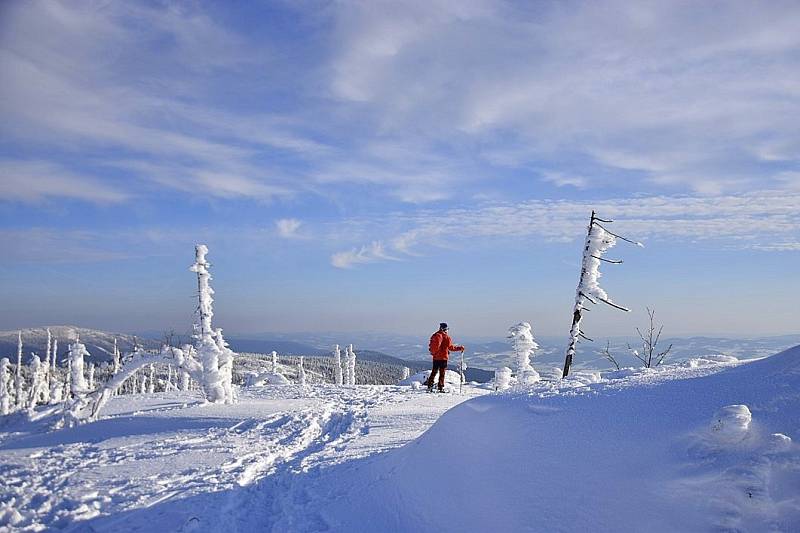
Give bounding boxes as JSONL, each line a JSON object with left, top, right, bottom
{"left": 600, "top": 340, "right": 621, "bottom": 371}
{"left": 627, "top": 307, "right": 672, "bottom": 368}
{"left": 562, "top": 211, "right": 642, "bottom": 377}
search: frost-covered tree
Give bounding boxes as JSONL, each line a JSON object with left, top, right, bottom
{"left": 69, "top": 340, "right": 90, "bottom": 398}
{"left": 271, "top": 351, "right": 278, "bottom": 373}
{"left": 15, "top": 332, "right": 24, "bottom": 408}
{"left": 346, "top": 344, "right": 357, "bottom": 385}
{"left": 42, "top": 328, "right": 52, "bottom": 403}
{"left": 146, "top": 364, "right": 155, "bottom": 394}
{"left": 27, "top": 355, "right": 49, "bottom": 411}
{"left": 61, "top": 339, "right": 92, "bottom": 425}
{"left": 49, "top": 338, "right": 62, "bottom": 404}
{"left": 214, "top": 328, "right": 236, "bottom": 402}
{"left": 112, "top": 338, "right": 120, "bottom": 375}
{"left": 401, "top": 367, "right": 410, "bottom": 380}
{"left": 298, "top": 356, "right": 306, "bottom": 386}
{"left": 562, "top": 211, "right": 641, "bottom": 377}
{"left": 189, "top": 244, "right": 236, "bottom": 404}
{"left": 51, "top": 338, "right": 58, "bottom": 373}
{"left": 508, "top": 322, "right": 540, "bottom": 385}
{"left": 333, "top": 345, "right": 343, "bottom": 386}
{"left": 0, "top": 358, "right": 12, "bottom": 415}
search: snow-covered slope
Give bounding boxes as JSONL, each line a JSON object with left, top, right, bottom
{"left": 1, "top": 347, "right": 797, "bottom": 532}
{"left": 309, "top": 346, "right": 800, "bottom": 532}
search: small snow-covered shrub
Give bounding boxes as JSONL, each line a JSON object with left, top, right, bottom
{"left": 495, "top": 367, "right": 512, "bottom": 391}
{"left": 508, "top": 322, "right": 540, "bottom": 386}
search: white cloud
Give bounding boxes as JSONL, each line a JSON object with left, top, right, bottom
{"left": 331, "top": 241, "right": 398, "bottom": 269}
{"left": 0, "top": 160, "right": 129, "bottom": 203}
{"left": 330, "top": 190, "right": 800, "bottom": 266}
{"left": 326, "top": 1, "right": 800, "bottom": 194}
{"left": 541, "top": 172, "right": 588, "bottom": 189}
{"left": 276, "top": 218, "right": 303, "bottom": 239}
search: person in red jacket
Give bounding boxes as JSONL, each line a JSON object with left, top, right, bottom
{"left": 425, "top": 322, "right": 465, "bottom": 392}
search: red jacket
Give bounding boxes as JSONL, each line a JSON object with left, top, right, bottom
{"left": 429, "top": 330, "right": 463, "bottom": 361}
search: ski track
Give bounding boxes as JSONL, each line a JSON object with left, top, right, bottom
{"left": 0, "top": 385, "right": 466, "bottom": 532}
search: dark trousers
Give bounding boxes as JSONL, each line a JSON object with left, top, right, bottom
{"left": 426, "top": 359, "right": 448, "bottom": 389}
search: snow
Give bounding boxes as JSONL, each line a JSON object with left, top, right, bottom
{"left": 399, "top": 369, "right": 463, "bottom": 389}
{"left": 1, "top": 345, "right": 798, "bottom": 532}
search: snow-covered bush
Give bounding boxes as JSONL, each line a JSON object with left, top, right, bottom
{"left": 333, "top": 345, "right": 343, "bottom": 386}
{"left": 0, "top": 358, "right": 11, "bottom": 415}
{"left": 495, "top": 367, "right": 512, "bottom": 391}
{"left": 508, "top": 322, "right": 540, "bottom": 386}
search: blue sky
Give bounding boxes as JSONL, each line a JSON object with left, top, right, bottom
{"left": 1, "top": 1, "right": 798, "bottom": 338}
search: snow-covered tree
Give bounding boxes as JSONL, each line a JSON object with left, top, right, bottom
{"left": 347, "top": 344, "right": 357, "bottom": 385}
{"left": 27, "top": 355, "right": 49, "bottom": 411}
{"left": 49, "top": 338, "right": 62, "bottom": 404}
{"left": 0, "top": 358, "right": 12, "bottom": 415}
{"left": 563, "top": 211, "right": 641, "bottom": 377}
{"left": 68, "top": 339, "right": 90, "bottom": 398}
{"left": 214, "top": 328, "right": 236, "bottom": 403}
{"left": 51, "top": 338, "right": 58, "bottom": 373}
{"left": 402, "top": 366, "right": 410, "bottom": 380}
{"left": 112, "top": 338, "right": 120, "bottom": 375}
{"left": 42, "top": 328, "right": 52, "bottom": 403}
{"left": 146, "top": 364, "right": 155, "bottom": 394}
{"left": 271, "top": 351, "right": 278, "bottom": 373}
{"left": 15, "top": 332, "right": 24, "bottom": 408}
{"left": 298, "top": 356, "right": 306, "bottom": 386}
{"left": 333, "top": 345, "right": 343, "bottom": 386}
{"left": 189, "top": 244, "right": 236, "bottom": 404}
{"left": 508, "top": 322, "right": 540, "bottom": 386}
{"left": 61, "top": 339, "right": 92, "bottom": 426}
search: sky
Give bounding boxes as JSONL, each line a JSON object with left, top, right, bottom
{"left": 0, "top": 0, "right": 799, "bottom": 339}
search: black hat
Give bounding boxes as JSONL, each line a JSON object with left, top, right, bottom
{"left": 439, "top": 322, "right": 448, "bottom": 330}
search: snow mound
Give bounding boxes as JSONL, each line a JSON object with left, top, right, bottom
{"left": 244, "top": 371, "right": 290, "bottom": 386}
{"left": 709, "top": 404, "right": 752, "bottom": 443}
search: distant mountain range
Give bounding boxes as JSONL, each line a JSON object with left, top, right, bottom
{"left": 0, "top": 327, "right": 493, "bottom": 382}
{"left": 0, "top": 326, "right": 160, "bottom": 365}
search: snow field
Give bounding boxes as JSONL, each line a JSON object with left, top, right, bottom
{"left": 0, "top": 384, "right": 485, "bottom": 532}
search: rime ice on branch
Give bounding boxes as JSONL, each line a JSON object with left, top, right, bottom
{"left": 562, "top": 211, "right": 642, "bottom": 378}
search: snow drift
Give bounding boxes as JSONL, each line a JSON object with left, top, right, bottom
{"left": 315, "top": 345, "right": 800, "bottom": 532}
